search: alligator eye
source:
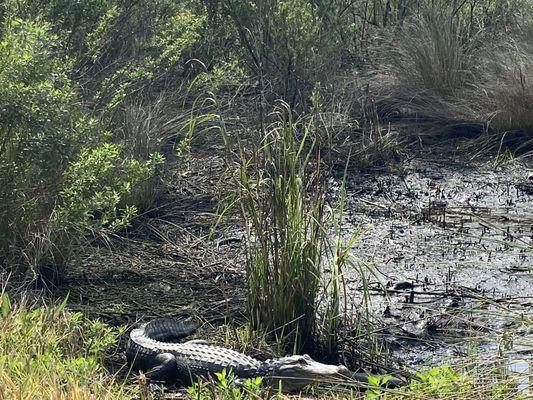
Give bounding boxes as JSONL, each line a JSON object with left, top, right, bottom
{"left": 297, "top": 356, "right": 309, "bottom": 364}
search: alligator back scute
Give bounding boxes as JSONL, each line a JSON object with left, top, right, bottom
{"left": 144, "top": 318, "right": 198, "bottom": 342}
{"left": 168, "top": 342, "right": 260, "bottom": 377}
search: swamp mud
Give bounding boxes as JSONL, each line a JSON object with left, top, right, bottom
{"left": 340, "top": 154, "right": 532, "bottom": 376}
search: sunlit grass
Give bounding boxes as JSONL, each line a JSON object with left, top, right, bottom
{"left": 0, "top": 293, "right": 134, "bottom": 400}
{"left": 0, "top": 291, "right": 527, "bottom": 399}
{"left": 185, "top": 363, "right": 528, "bottom": 399}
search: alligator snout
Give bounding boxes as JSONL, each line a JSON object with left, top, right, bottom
{"left": 273, "top": 355, "right": 351, "bottom": 380}
{"left": 336, "top": 364, "right": 351, "bottom": 377}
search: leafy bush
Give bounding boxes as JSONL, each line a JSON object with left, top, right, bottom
{"left": 4, "top": 0, "right": 205, "bottom": 112}
{"left": 0, "top": 15, "right": 164, "bottom": 279}
{"left": 55, "top": 143, "right": 163, "bottom": 258}
{"left": 210, "top": 0, "right": 350, "bottom": 104}
{"left": 93, "top": 4, "right": 204, "bottom": 111}
{"left": 0, "top": 17, "right": 88, "bottom": 262}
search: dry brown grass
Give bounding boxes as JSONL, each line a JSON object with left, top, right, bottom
{"left": 483, "top": 33, "right": 533, "bottom": 139}
{"left": 372, "top": 10, "right": 533, "bottom": 151}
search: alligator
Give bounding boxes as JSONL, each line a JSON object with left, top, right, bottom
{"left": 126, "top": 318, "right": 382, "bottom": 392}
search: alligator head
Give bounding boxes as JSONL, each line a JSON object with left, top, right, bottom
{"left": 263, "top": 354, "right": 351, "bottom": 392}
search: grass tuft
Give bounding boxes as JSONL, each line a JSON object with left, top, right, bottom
{"left": 483, "top": 32, "right": 533, "bottom": 144}
{"left": 383, "top": 9, "right": 477, "bottom": 97}
{"left": 235, "top": 102, "right": 327, "bottom": 352}
{"left": 0, "top": 292, "right": 133, "bottom": 399}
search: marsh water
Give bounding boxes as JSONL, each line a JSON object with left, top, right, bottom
{"left": 340, "top": 154, "right": 532, "bottom": 390}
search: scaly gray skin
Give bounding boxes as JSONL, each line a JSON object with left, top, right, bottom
{"left": 126, "top": 319, "right": 355, "bottom": 392}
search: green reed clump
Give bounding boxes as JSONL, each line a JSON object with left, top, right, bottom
{"left": 235, "top": 103, "right": 327, "bottom": 352}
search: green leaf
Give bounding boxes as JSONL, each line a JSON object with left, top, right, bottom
{"left": 367, "top": 375, "right": 380, "bottom": 386}
{"left": 381, "top": 375, "right": 393, "bottom": 385}
{"left": 1, "top": 294, "right": 11, "bottom": 318}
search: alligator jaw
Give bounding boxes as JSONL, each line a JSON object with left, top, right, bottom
{"left": 265, "top": 354, "right": 351, "bottom": 392}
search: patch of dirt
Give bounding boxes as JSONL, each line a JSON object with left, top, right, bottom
{"left": 54, "top": 148, "right": 247, "bottom": 328}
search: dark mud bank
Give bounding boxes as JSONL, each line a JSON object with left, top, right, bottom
{"left": 340, "top": 155, "right": 532, "bottom": 367}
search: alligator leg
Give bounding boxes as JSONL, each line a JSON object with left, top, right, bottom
{"left": 145, "top": 353, "right": 180, "bottom": 382}
{"left": 145, "top": 353, "right": 197, "bottom": 386}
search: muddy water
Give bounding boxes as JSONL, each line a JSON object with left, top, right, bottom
{"left": 340, "top": 155, "right": 532, "bottom": 369}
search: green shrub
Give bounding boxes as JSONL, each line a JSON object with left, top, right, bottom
{"left": 94, "top": 4, "right": 204, "bottom": 111}
{"left": 4, "top": 0, "right": 205, "bottom": 111}
{"left": 55, "top": 143, "right": 163, "bottom": 257}
{"left": 211, "top": 0, "right": 350, "bottom": 104}
{"left": 3, "top": 0, "right": 115, "bottom": 51}
{"left": 0, "top": 17, "right": 88, "bottom": 261}
{"left": 0, "top": 15, "right": 164, "bottom": 279}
